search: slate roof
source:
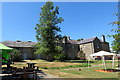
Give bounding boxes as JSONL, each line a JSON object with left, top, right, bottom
{"left": 62, "top": 38, "right": 79, "bottom": 44}
{"left": 2, "top": 37, "right": 107, "bottom": 47}
{"left": 2, "top": 41, "right": 37, "bottom": 47}
{"left": 67, "top": 40, "right": 79, "bottom": 44}
{"left": 78, "top": 37, "right": 96, "bottom": 44}
{"left": 62, "top": 37, "right": 102, "bottom": 45}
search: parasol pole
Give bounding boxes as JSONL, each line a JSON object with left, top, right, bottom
{"left": 87, "top": 54, "right": 89, "bottom": 68}
{"left": 103, "top": 56, "right": 106, "bottom": 70}
{"left": 86, "top": 53, "right": 91, "bottom": 68}
{"left": 112, "top": 55, "right": 114, "bottom": 69}
{"left": 102, "top": 56, "right": 104, "bottom": 69}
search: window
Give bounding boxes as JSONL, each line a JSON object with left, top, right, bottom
{"left": 96, "top": 44, "right": 99, "bottom": 48}
{"left": 97, "top": 46, "right": 99, "bottom": 48}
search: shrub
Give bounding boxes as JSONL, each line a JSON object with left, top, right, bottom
{"left": 41, "top": 67, "right": 48, "bottom": 69}
{"left": 9, "top": 49, "right": 22, "bottom": 62}
{"left": 54, "top": 53, "right": 66, "bottom": 61}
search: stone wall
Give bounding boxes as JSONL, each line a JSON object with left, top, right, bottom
{"left": 21, "top": 47, "right": 35, "bottom": 60}
{"left": 101, "top": 42, "right": 110, "bottom": 52}
{"left": 79, "top": 42, "right": 94, "bottom": 60}
{"left": 79, "top": 38, "right": 110, "bottom": 60}
{"left": 66, "top": 44, "right": 79, "bottom": 59}
{"left": 93, "top": 38, "right": 102, "bottom": 53}
{"left": 58, "top": 43, "right": 79, "bottom": 60}
{"left": 14, "top": 47, "right": 35, "bottom": 60}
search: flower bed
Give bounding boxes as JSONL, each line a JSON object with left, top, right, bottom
{"left": 95, "top": 69, "right": 120, "bottom": 73}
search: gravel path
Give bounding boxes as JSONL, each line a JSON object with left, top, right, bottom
{"left": 37, "top": 72, "right": 58, "bottom": 78}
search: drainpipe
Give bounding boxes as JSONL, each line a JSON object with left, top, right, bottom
{"left": 91, "top": 42, "right": 94, "bottom": 60}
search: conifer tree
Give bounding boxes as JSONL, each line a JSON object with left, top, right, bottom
{"left": 35, "top": 1, "right": 64, "bottom": 60}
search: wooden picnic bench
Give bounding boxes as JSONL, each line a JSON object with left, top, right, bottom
{"left": 23, "top": 62, "right": 39, "bottom": 70}
{"left": 12, "top": 68, "right": 38, "bottom": 80}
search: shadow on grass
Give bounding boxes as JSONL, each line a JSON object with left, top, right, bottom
{"left": 2, "top": 66, "right": 44, "bottom": 80}
{"left": 13, "top": 60, "right": 26, "bottom": 62}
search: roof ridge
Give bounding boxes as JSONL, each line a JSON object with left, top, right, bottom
{"left": 78, "top": 37, "right": 98, "bottom": 44}
{"left": 82, "top": 37, "right": 96, "bottom": 40}
{"left": 2, "top": 40, "right": 37, "bottom": 43}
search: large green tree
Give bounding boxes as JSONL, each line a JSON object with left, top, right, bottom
{"left": 111, "top": 12, "right": 120, "bottom": 54}
{"left": 34, "top": 1, "right": 64, "bottom": 60}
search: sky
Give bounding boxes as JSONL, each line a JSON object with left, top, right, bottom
{"left": 1, "top": 2, "right": 118, "bottom": 47}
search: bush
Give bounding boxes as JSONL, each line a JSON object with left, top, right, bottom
{"left": 41, "top": 67, "right": 48, "bottom": 69}
{"left": 54, "top": 53, "right": 66, "bottom": 61}
{"left": 9, "top": 49, "right": 22, "bottom": 62}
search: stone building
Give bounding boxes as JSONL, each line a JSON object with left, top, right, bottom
{"left": 2, "top": 37, "right": 80, "bottom": 60}
{"left": 78, "top": 35, "right": 110, "bottom": 60}
{"left": 2, "top": 35, "right": 110, "bottom": 60}
{"left": 61, "top": 36, "right": 79, "bottom": 59}
{"left": 2, "top": 40, "right": 37, "bottom": 60}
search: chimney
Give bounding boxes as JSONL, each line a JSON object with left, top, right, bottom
{"left": 17, "top": 40, "right": 21, "bottom": 42}
{"left": 64, "top": 36, "right": 67, "bottom": 44}
{"left": 67, "top": 36, "right": 70, "bottom": 40}
{"left": 101, "top": 35, "right": 105, "bottom": 42}
{"left": 28, "top": 40, "right": 32, "bottom": 42}
{"left": 63, "top": 35, "right": 67, "bottom": 44}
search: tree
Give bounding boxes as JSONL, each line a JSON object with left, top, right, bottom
{"left": 34, "top": 1, "right": 64, "bottom": 61}
{"left": 9, "top": 49, "right": 21, "bottom": 61}
{"left": 110, "top": 13, "right": 120, "bottom": 54}
{"left": 77, "top": 38, "right": 83, "bottom": 41}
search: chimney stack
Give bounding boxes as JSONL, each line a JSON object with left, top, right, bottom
{"left": 63, "top": 35, "right": 67, "bottom": 44}
{"left": 67, "top": 36, "right": 70, "bottom": 40}
{"left": 28, "top": 40, "right": 32, "bottom": 42}
{"left": 101, "top": 35, "right": 105, "bottom": 42}
{"left": 17, "top": 40, "right": 21, "bottom": 42}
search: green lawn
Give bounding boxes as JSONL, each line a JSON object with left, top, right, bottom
{"left": 43, "top": 63, "right": 119, "bottom": 78}
{"left": 2, "top": 59, "right": 119, "bottom": 79}
{"left": 60, "top": 66, "right": 118, "bottom": 78}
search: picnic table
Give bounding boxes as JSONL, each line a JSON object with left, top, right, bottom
{"left": 2, "top": 62, "right": 40, "bottom": 80}
{"left": 12, "top": 68, "right": 39, "bottom": 79}
{"left": 27, "top": 62, "right": 36, "bottom": 69}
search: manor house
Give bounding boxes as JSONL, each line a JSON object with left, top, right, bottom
{"left": 2, "top": 35, "right": 110, "bottom": 60}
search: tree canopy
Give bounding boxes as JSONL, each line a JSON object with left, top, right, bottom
{"left": 34, "top": 1, "right": 64, "bottom": 60}
{"left": 111, "top": 12, "right": 120, "bottom": 54}
{"left": 77, "top": 38, "right": 83, "bottom": 41}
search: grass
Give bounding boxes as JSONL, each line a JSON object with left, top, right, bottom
{"left": 39, "top": 64, "right": 91, "bottom": 69}
{"left": 40, "top": 60, "right": 119, "bottom": 78}
{"left": 2, "top": 59, "right": 119, "bottom": 79}
{"left": 44, "top": 64, "right": 119, "bottom": 78}
{"left": 61, "top": 70, "right": 82, "bottom": 75}
{"left": 60, "top": 66, "right": 118, "bottom": 78}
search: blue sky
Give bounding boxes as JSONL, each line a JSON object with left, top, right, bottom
{"left": 2, "top": 2, "right": 118, "bottom": 47}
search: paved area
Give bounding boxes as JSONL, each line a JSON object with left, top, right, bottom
{"left": 37, "top": 72, "right": 58, "bottom": 78}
